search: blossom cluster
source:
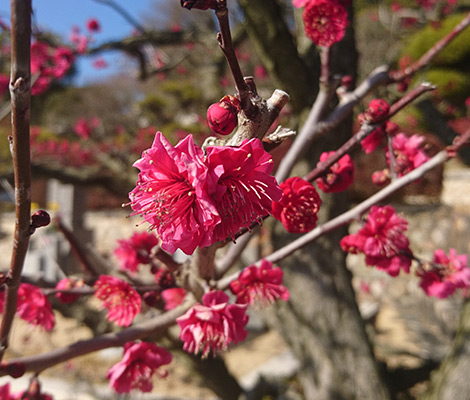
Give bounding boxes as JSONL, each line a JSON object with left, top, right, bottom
{"left": 129, "top": 132, "right": 282, "bottom": 255}
{"left": 31, "top": 41, "right": 75, "bottom": 95}
{"left": 340, "top": 205, "right": 412, "bottom": 276}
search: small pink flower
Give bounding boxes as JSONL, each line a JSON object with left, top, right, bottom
{"left": 51, "top": 47, "right": 74, "bottom": 79}
{"left": 55, "top": 277, "right": 84, "bottom": 304}
{"left": 316, "top": 151, "right": 354, "bottom": 193}
{"left": 340, "top": 205, "right": 412, "bottom": 276}
{"left": 161, "top": 288, "right": 186, "bottom": 311}
{"left": 92, "top": 57, "right": 108, "bottom": 69}
{"left": 114, "top": 232, "right": 159, "bottom": 274}
{"left": 230, "top": 260, "right": 289, "bottom": 307}
{"left": 129, "top": 132, "right": 220, "bottom": 255}
{"left": 272, "top": 177, "right": 321, "bottom": 233}
{"left": 254, "top": 65, "right": 268, "bottom": 79}
{"left": 94, "top": 275, "right": 142, "bottom": 327}
{"left": 205, "top": 138, "right": 283, "bottom": 241}
{"left": 17, "top": 283, "right": 55, "bottom": 331}
{"left": 0, "top": 74, "right": 9, "bottom": 96}
{"left": 73, "top": 118, "right": 94, "bottom": 140}
{"left": 418, "top": 249, "right": 470, "bottom": 299}
{"left": 303, "top": 0, "right": 348, "bottom": 47}
{"left": 389, "top": 133, "right": 429, "bottom": 177}
{"left": 107, "top": 341, "right": 172, "bottom": 393}
{"left": 361, "top": 126, "right": 386, "bottom": 154}
{"left": 86, "top": 18, "right": 101, "bottom": 33}
{"left": 177, "top": 291, "right": 248, "bottom": 357}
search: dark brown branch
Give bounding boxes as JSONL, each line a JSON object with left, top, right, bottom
{"left": 215, "top": 0, "right": 256, "bottom": 117}
{"left": 0, "top": 0, "right": 32, "bottom": 363}
{"left": 0, "top": 305, "right": 190, "bottom": 376}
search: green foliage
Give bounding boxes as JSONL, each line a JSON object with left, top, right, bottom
{"left": 403, "top": 13, "right": 470, "bottom": 66}
{"left": 423, "top": 68, "right": 470, "bottom": 101}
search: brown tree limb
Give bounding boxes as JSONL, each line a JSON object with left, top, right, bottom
{"left": 0, "top": 0, "right": 32, "bottom": 363}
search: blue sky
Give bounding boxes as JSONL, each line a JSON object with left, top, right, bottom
{"left": 0, "top": 0, "right": 154, "bottom": 85}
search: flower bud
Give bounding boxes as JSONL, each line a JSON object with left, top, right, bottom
{"left": 207, "top": 96, "right": 239, "bottom": 136}
{"left": 31, "top": 210, "right": 51, "bottom": 229}
{"left": 181, "top": 0, "right": 217, "bottom": 10}
{"left": 365, "top": 99, "right": 390, "bottom": 122}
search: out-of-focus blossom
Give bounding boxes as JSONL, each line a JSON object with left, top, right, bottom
{"left": 86, "top": 18, "right": 101, "bottom": 33}
{"left": 418, "top": 249, "right": 470, "bottom": 298}
{"left": 230, "top": 260, "right": 289, "bottom": 307}
{"left": 364, "top": 99, "right": 389, "bottom": 123}
{"left": 388, "top": 133, "right": 429, "bottom": 177}
{"left": 92, "top": 57, "right": 108, "bottom": 69}
{"left": 94, "top": 275, "right": 142, "bottom": 327}
{"left": 302, "top": 0, "right": 348, "bottom": 47}
{"left": 272, "top": 177, "right": 321, "bottom": 233}
{"left": 177, "top": 291, "right": 248, "bottom": 357}
{"left": 107, "top": 341, "right": 172, "bottom": 393}
{"left": 0, "top": 74, "right": 9, "bottom": 96}
{"left": 55, "top": 277, "right": 84, "bottom": 304}
{"left": 114, "top": 232, "right": 159, "bottom": 274}
{"left": 17, "top": 283, "right": 55, "bottom": 331}
{"left": 340, "top": 205, "right": 412, "bottom": 276}
{"left": 316, "top": 151, "right": 354, "bottom": 193}
{"left": 161, "top": 288, "right": 186, "bottom": 310}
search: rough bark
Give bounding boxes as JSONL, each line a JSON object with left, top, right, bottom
{"left": 239, "top": 2, "right": 391, "bottom": 398}
{"left": 420, "top": 299, "right": 470, "bottom": 400}
{"left": 237, "top": 0, "right": 319, "bottom": 111}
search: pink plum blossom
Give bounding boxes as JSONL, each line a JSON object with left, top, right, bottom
{"left": 107, "top": 341, "right": 172, "bottom": 393}
{"left": 114, "top": 231, "right": 159, "bottom": 274}
{"left": 388, "top": 133, "right": 429, "bottom": 177}
{"left": 418, "top": 249, "right": 470, "bottom": 299}
{"left": 205, "top": 138, "right": 282, "bottom": 241}
{"left": 177, "top": 291, "right": 248, "bottom": 357}
{"left": 94, "top": 275, "right": 142, "bottom": 327}
{"left": 340, "top": 205, "right": 412, "bottom": 276}
{"left": 161, "top": 288, "right": 186, "bottom": 310}
{"left": 17, "top": 283, "right": 55, "bottom": 331}
{"left": 129, "top": 132, "right": 220, "bottom": 255}
{"left": 272, "top": 177, "right": 321, "bottom": 233}
{"left": 55, "top": 277, "right": 84, "bottom": 304}
{"left": 315, "top": 151, "right": 354, "bottom": 193}
{"left": 230, "top": 259, "right": 289, "bottom": 307}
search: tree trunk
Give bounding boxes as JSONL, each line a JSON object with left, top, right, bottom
{"left": 420, "top": 299, "right": 470, "bottom": 400}
{"left": 239, "top": 1, "right": 391, "bottom": 398}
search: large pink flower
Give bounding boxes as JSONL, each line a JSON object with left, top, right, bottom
{"left": 94, "top": 275, "right": 142, "bottom": 327}
{"left": 176, "top": 291, "right": 248, "bottom": 357}
{"left": 114, "top": 231, "right": 159, "bottom": 274}
{"left": 129, "top": 132, "right": 220, "bottom": 255}
{"left": 107, "top": 341, "right": 172, "bottom": 393}
{"left": 302, "top": 0, "right": 348, "bottom": 47}
{"left": 316, "top": 151, "right": 354, "bottom": 193}
{"left": 340, "top": 205, "right": 412, "bottom": 276}
{"left": 230, "top": 259, "right": 289, "bottom": 307}
{"left": 205, "top": 138, "right": 282, "bottom": 241}
{"left": 418, "top": 249, "right": 470, "bottom": 299}
{"left": 17, "top": 283, "right": 55, "bottom": 331}
{"left": 272, "top": 177, "right": 321, "bottom": 233}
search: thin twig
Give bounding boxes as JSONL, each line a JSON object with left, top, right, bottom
{"left": 0, "top": 304, "right": 191, "bottom": 376}
{"left": 0, "top": 0, "right": 32, "bottom": 363}
{"left": 92, "top": 0, "right": 147, "bottom": 33}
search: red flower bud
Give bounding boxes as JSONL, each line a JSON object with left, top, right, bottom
{"left": 1, "top": 361, "right": 26, "bottom": 378}
{"left": 365, "top": 99, "right": 390, "bottom": 123}
{"left": 207, "top": 96, "right": 239, "bottom": 136}
{"left": 31, "top": 210, "right": 51, "bottom": 229}
{"left": 181, "top": 0, "right": 217, "bottom": 10}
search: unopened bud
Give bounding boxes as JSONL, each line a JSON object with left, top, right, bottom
{"left": 365, "top": 99, "right": 390, "bottom": 123}
{"left": 143, "top": 291, "right": 161, "bottom": 308}
{"left": 181, "top": 0, "right": 217, "bottom": 10}
{"left": 1, "top": 361, "right": 26, "bottom": 378}
{"left": 31, "top": 210, "right": 51, "bottom": 229}
{"left": 207, "top": 95, "right": 240, "bottom": 136}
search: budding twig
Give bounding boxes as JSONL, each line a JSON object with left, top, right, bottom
{"left": 0, "top": 0, "right": 32, "bottom": 363}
